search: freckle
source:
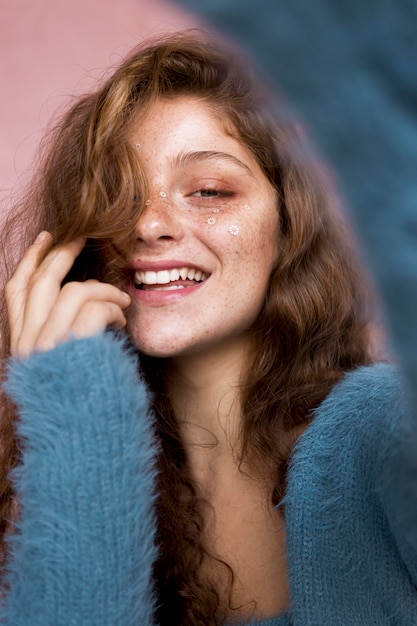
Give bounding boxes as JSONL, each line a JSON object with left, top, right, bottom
{"left": 213, "top": 208, "right": 220, "bottom": 214}
{"left": 207, "top": 217, "right": 216, "bottom": 225}
{"left": 229, "top": 224, "right": 240, "bottom": 236}
{"left": 160, "top": 191, "right": 167, "bottom": 198}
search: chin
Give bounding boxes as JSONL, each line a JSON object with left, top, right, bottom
{"left": 128, "top": 327, "right": 228, "bottom": 360}
{"left": 137, "top": 345, "right": 181, "bottom": 359}
{"left": 127, "top": 329, "right": 189, "bottom": 359}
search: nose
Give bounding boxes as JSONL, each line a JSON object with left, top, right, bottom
{"left": 134, "top": 192, "right": 184, "bottom": 244}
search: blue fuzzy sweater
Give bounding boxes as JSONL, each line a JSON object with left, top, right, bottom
{"left": 1, "top": 332, "right": 417, "bottom": 625}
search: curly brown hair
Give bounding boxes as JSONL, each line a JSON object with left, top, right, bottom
{"left": 0, "top": 31, "right": 373, "bottom": 624}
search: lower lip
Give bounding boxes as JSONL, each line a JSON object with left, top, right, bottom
{"left": 129, "top": 280, "right": 206, "bottom": 305}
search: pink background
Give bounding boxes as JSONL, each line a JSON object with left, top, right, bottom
{"left": 0, "top": 0, "right": 199, "bottom": 206}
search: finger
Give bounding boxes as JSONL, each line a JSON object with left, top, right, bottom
{"left": 72, "top": 300, "right": 128, "bottom": 337}
{"left": 32, "top": 237, "right": 86, "bottom": 283}
{"left": 34, "top": 301, "right": 128, "bottom": 354}
{"left": 35, "top": 280, "right": 130, "bottom": 346}
{"left": 15, "top": 238, "right": 86, "bottom": 354}
{"left": 16, "top": 281, "right": 130, "bottom": 357}
{"left": 5, "top": 231, "right": 53, "bottom": 353}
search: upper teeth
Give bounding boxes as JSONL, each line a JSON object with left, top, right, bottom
{"left": 134, "top": 267, "right": 208, "bottom": 286}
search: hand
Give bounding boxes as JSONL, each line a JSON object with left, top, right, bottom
{"left": 5, "top": 231, "right": 131, "bottom": 358}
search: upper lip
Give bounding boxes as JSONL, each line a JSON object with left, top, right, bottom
{"left": 126, "top": 260, "right": 207, "bottom": 272}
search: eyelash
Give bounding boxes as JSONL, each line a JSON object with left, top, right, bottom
{"left": 190, "top": 188, "right": 235, "bottom": 199}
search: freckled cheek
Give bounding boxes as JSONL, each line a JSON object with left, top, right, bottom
{"left": 196, "top": 219, "right": 269, "bottom": 261}
{"left": 242, "top": 226, "right": 280, "bottom": 279}
{"left": 198, "top": 212, "right": 244, "bottom": 239}
{"left": 182, "top": 212, "right": 240, "bottom": 244}
{"left": 181, "top": 196, "right": 243, "bottom": 227}
{"left": 184, "top": 200, "right": 278, "bottom": 255}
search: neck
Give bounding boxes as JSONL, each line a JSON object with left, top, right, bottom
{"left": 165, "top": 335, "right": 252, "bottom": 474}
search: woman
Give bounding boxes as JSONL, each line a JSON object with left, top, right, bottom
{"left": 0, "top": 33, "right": 415, "bottom": 625}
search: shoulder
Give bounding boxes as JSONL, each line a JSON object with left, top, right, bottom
{"left": 293, "top": 362, "right": 408, "bottom": 470}
{"left": 316, "top": 362, "right": 405, "bottom": 427}
{"left": 285, "top": 363, "right": 410, "bottom": 515}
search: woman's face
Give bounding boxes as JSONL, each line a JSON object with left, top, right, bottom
{"left": 124, "top": 96, "right": 279, "bottom": 359}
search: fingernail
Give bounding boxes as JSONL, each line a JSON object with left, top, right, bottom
{"left": 34, "top": 231, "right": 50, "bottom": 244}
{"left": 121, "top": 291, "right": 131, "bottom": 300}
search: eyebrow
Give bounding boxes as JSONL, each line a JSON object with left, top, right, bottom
{"left": 173, "top": 150, "right": 255, "bottom": 177}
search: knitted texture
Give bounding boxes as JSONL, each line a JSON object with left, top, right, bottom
{"left": 1, "top": 333, "right": 158, "bottom": 626}
{"left": 285, "top": 363, "right": 417, "bottom": 624}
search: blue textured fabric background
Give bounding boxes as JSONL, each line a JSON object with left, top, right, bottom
{"left": 178, "top": 0, "right": 417, "bottom": 401}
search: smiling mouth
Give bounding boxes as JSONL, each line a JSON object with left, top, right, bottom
{"left": 134, "top": 267, "right": 209, "bottom": 291}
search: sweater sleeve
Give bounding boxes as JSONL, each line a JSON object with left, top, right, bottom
{"left": 0, "top": 333, "right": 158, "bottom": 626}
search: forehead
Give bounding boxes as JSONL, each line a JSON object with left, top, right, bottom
{"left": 129, "top": 96, "right": 266, "bottom": 178}
{"left": 131, "top": 96, "right": 233, "bottom": 143}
